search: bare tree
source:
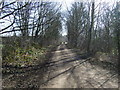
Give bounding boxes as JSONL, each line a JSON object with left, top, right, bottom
{"left": 87, "top": 1, "right": 95, "bottom": 53}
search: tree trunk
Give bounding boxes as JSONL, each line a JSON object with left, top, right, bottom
{"left": 87, "top": 2, "right": 94, "bottom": 53}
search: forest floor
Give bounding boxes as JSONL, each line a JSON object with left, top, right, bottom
{"left": 2, "top": 44, "right": 118, "bottom": 88}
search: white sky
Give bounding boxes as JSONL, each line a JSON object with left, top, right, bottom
{"left": 60, "top": 0, "right": 119, "bottom": 36}
{"left": 0, "top": 0, "right": 119, "bottom": 36}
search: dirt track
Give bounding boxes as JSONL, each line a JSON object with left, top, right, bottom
{"left": 2, "top": 45, "right": 118, "bottom": 88}
{"left": 40, "top": 45, "right": 118, "bottom": 88}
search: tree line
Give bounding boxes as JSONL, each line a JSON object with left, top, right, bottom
{"left": 0, "top": 1, "right": 62, "bottom": 47}
{"left": 0, "top": 1, "right": 120, "bottom": 67}
{"left": 66, "top": 2, "right": 120, "bottom": 62}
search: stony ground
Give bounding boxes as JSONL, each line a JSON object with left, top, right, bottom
{"left": 2, "top": 45, "right": 118, "bottom": 88}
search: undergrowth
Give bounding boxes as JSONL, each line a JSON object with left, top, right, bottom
{"left": 2, "top": 41, "right": 47, "bottom": 67}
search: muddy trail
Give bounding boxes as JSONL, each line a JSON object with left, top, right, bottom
{"left": 2, "top": 45, "right": 118, "bottom": 88}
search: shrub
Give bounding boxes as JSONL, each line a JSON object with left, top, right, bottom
{"left": 2, "top": 41, "right": 47, "bottom": 67}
